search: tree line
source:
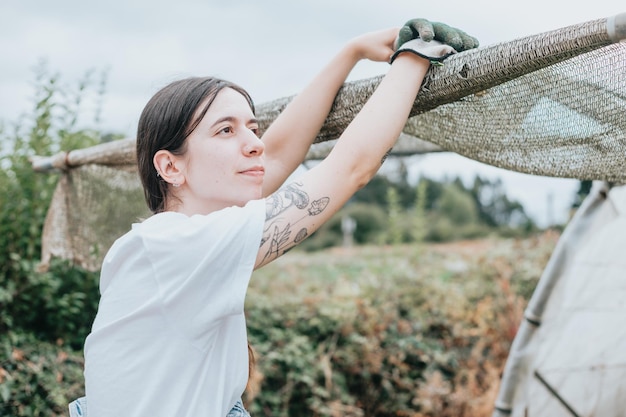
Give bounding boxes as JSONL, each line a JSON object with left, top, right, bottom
{"left": 300, "top": 164, "right": 540, "bottom": 251}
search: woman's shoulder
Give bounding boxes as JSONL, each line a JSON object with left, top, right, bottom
{"left": 134, "top": 199, "right": 266, "bottom": 239}
{"left": 102, "top": 199, "right": 266, "bottom": 276}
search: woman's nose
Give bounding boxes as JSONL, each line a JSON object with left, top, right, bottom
{"left": 243, "top": 132, "right": 265, "bottom": 156}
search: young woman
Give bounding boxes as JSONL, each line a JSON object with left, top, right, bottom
{"left": 79, "top": 19, "right": 477, "bottom": 417}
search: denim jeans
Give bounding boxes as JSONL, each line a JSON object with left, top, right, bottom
{"left": 70, "top": 397, "right": 251, "bottom": 417}
{"left": 227, "top": 399, "right": 251, "bottom": 417}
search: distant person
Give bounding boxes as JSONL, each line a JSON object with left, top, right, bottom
{"left": 72, "top": 18, "right": 478, "bottom": 417}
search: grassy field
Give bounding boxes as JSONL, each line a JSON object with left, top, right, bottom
{"left": 244, "top": 231, "right": 559, "bottom": 416}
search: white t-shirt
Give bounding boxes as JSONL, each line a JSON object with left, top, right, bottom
{"left": 84, "top": 199, "right": 266, "bottom": 417}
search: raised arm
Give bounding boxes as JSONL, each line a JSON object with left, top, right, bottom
{"left": 255, "top": 51, "right": 431, "bottom": 269}
{"left": 259, "top": 20, "right": 479, "bottom": 196}
{"left": 254, "top": 19, "right": 478, "bottom": 269}
{"left": 260, "top": 28, "right": 399, "bottom": 195}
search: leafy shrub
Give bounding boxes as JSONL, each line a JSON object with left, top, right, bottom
{"left": 0, "top": 332, "right": 85, "bottom": 416}
{"left": 0, "top": 63, "right": 105, "bottom": 415}
{"left": 243, "top": 233, "right": 556, "bottom": 416}
{"left": 1, "top": 258, "right": 99, "bottom": 350}
{"left": 0, "top": 63, "right": 105, "bottom": 346}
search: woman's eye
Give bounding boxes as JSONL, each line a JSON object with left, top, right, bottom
{"left": 219, "top": 126, "right": 233, "bottom": 134}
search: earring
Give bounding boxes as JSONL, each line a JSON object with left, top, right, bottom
{"left": 172, "top": 182, "right": 180, "bottom": 188}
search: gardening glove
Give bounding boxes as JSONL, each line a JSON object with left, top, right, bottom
{"left": 391, "top": 18, "right": 479, "bottom": 64}
{"left": 390, "top": 38, "right": 457, "bottom": 65}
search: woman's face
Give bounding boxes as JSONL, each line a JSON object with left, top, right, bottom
{"left": 176, "top": 87, "right": 265, "bottom": 214}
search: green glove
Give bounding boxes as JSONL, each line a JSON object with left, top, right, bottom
{"left": 394, "top": 18, "right": 479, "bottom": 52}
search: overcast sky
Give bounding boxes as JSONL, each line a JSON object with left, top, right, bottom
{"left": 2, "top": 0, "right": 624, "bottom": 226}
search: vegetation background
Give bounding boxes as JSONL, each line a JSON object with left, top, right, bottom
{"left": 0, "top": 67, "right": 587, "bottom": 416}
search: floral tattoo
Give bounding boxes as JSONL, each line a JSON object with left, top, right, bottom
{"left": 261, "top": 182, "right": 330, "bottom": 262}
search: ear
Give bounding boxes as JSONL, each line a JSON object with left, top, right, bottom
{"left": 154, "top": 150, "right": 185, "bottom": 186}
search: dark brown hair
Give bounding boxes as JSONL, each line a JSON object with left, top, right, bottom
{"left": 136, "top": 76, "right": 255, "bottom": 213}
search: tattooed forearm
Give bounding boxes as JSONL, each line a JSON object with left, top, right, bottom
{"left": 260, "top": 182, "right": 329, "bottom": 263}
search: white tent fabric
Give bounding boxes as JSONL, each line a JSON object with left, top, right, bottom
{"left": 494, "top": 182, "right": 626, "bottom": 417}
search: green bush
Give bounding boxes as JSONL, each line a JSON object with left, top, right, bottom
{"left": 0, "top": 258, "right": 99, "bottom": 350}
{"left": 0, "top": 64, "right": 105, "bottom": 415}
{"left": 0, "top": 64, "right": 104, "bottom": 344}
{"left": 242, "top": 234, "right": 556, "bottom": 416}
{"left": 0, "top": 332, "right": 85, "bottom": 416}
